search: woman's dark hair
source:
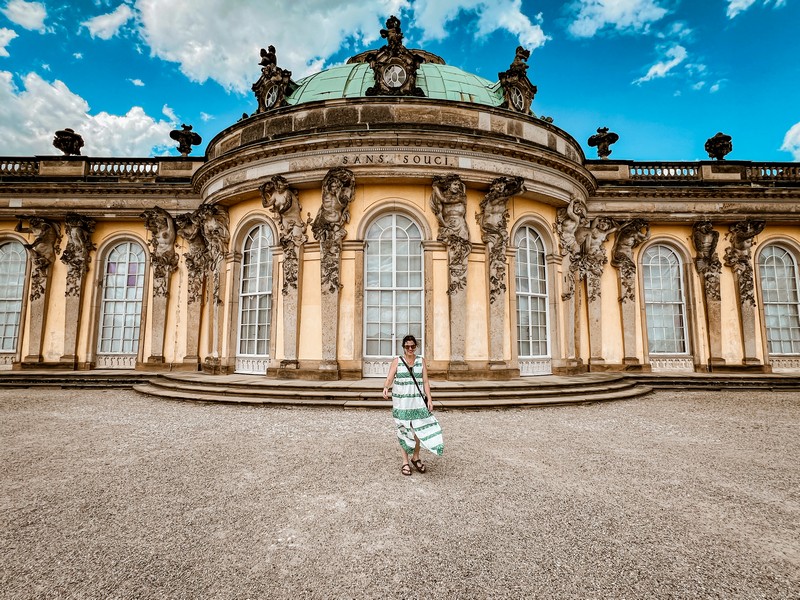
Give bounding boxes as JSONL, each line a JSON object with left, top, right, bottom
{"left": 402, "top": 334, "right": 417, "bottom": 347}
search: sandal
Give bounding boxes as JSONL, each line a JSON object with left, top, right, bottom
{"left": 411, "top": 458, "right": 426, "bottom": 473}
{"left": 401, "top": 463, "right": 412, "bottom": 476}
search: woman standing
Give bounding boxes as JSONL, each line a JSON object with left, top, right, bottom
{"left": 383, "top": 335, "right": 444, "bottom": 476}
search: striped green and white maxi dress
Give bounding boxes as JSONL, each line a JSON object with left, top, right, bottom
{"left": 392, "top": 355, "right": 444, "bottom": 456}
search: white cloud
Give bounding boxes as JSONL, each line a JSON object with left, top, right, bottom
{"left": 709, "top": 82, "right": 720, "bottom": 93}
{"left": 413, "top": 0, "right": 549, "bottom": 50}
{"left": 161, "top": 104, "right": 177, "bottom": 123}
{"left": 73, "top": 52, "right": 83, "bottom": 59}
{"left": 692, "top": 81, "right": 705, "bottom": 90}
{"left": 1, "top": 0, "right": 46, "bottom": 32}
{"left": 726, "top": 0, "right": 757, "bottom": 17}
{"left": 569, "top": 0, "right": 668, "bottom": 37}
{"left": 633, "top": 44, "right": 687, "bottom": 84}
{"left": 727, "top": 0, "right": 787, "bottom": 18}
{"left": 200, "top": 112, "right": 214, "bottom": 122}
{"left": 780, "top": 121, "right": 800, "bottom": 160}
{"left": 0, "top": 71, "right": 173, "bottom": 156}
{"left": 0, "top": 27, "right": 18, "bottom": 56}
{"left": 81, "top": 3, "right": 134, "bottom": 40}
{"left": 134, "top": 0, "right": 409, "bottom": 93}
{"left": 128, "top": 78, "right": 144, "bottom": 86}
{"left": 133, "top": 0, "right": 548, "bottom": 93}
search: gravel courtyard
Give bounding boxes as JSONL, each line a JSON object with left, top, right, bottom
{"left": 1, "top": 388, "right": 798, "bottom": 599}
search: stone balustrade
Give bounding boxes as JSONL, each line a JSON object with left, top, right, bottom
{"left": 88, "top": 159, "right": 160, "bottom": 178}
{"left": 0, "top": 157, "right": 204, "bottom": 180}
{"left": 0, "top": 158, "right": 39, "bottom": 176}
{"left": 630, "top": 164, "right": 700, "bottom": 180}
{"left": 588, "top": 160, "right": 800, "bottom": 184}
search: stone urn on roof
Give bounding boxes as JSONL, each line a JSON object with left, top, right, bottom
{"left": 705, "top": 132, "right": 732, "bottom": 160}
{"left": 588, "top": 127, "right": 619, "bottom": 159}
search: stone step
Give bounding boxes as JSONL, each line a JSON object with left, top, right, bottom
{"left": 132, "top": 382, "right": 653, "bottom": 408}
{"left": 630, "top": 373, "right": 800, "bottom": 390}
{"left": 138, "top": 376, "right": 637, "bottom": 401}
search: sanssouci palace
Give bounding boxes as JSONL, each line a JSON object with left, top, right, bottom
{"left": 1, "top": 17, "right": 799, "bottom": 382}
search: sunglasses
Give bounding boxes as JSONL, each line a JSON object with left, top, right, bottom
{"left": 403, "top": 344, "right": 416, "bottom": 349}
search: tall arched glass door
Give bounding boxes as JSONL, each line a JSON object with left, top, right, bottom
{"left": 758, "top": 245, "right": 800, "bottom": 368}
{"left": 236, "top": 224, "right": 274, "bottom": 374}
{"left": 514, "top": 226, "right": 551, "bottom": 375}
{"left": 641, "top": 244, "right": 692, "bottom": 371}
{"left": 0, "top": 241, "right": 27, "bottom": 367}
{"left": 363, "top": 214, "right": 423, "bottom": 377}
{"left": 97, "top": 241, "right": 146, "bottom": 368}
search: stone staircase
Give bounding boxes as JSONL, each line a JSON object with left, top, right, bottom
{"left": 628, "top": 372, "right": 800, "bottom": 391}
{"left": 132, "top": 371, "right": 651, "bottom": 408}
{"left": 0, "top": 370, "right": 150, "bottom": 388}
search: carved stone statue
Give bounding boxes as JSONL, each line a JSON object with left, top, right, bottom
{"left": 705, "top": 132, "right": 732, "bottom": 161}
{"left": 432, "top": 174, "right": 471, "bottom": 295}
{"left": 311, "top": 168, "right": 355, "bottom": 293}
{"left": 260, "top": 175, "right": 307, "bottom": 295}
{"left": 724, "top": 220, "right": 766, "bottom": 306}
{"left": 692, "top": 221, "right": 722, "bottom": 301}
{"left": 477, "top": 176, "right": 524, "bottom": 303}
{"left": 583, "top": 217, "right": 619, "bottom": 302}
{"left": 554, "top": 196, "right": 589, "bottom": 261}
{"left": 60, "top": 213, "right": 96, "bottom": 297}
{"left": 498, "top": 46, "right": 537, "bottom": 114}
{"left": 381, "top": 15, "right": 404, "bottom": 54}
{"left": 554, "top": 196, "right": 590, "bottom": 300}
{"left": 141, "top": 207, "right": 178, "bottom": 297}
{"left": 15, "top": 217, "right": 62, "bottom": 301}
{"left": 53, "top": 128, "right": 84, "bottom": 156}
{"left": 252, "top": 45, "right": 296, "bottom": 114}
{"left": 362, "top": 16, "right": 425, "bottom": 97}
{"left": 196, "top": 204, "right": 230, "bottom": 305}
{"left": 611, "top": 219, "right": 650, "bottom": 303}
{"left": 169, "top": 124, "right": 202, "bottom": 157}
{"left": 261, "top": 175, "right": 307, "bottom": 249}
{"left": 175, "top": 210, "right": 208, "bottom": 304}
{"left": 588, "top": 127, "right": 620, "bottom": 159}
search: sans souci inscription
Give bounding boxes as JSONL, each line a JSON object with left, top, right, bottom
{"left": 341, "top": 153, "right": 457, "bottom": 166}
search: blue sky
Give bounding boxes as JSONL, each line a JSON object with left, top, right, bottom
{"left": 0, "top": 0, "right": 798, "bottom": 162}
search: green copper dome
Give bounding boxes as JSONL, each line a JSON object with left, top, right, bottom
{"left": 286, "top": 62, "right": 504, "bottom": 107}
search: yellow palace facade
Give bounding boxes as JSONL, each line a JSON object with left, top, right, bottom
{"left": 1, "top": 19, "right": 799, "bottom": 380}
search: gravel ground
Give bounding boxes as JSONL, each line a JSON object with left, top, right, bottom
{"left": 1, "top": 388, "right": 798, "bottom": 600}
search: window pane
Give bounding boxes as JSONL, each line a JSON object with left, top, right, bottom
{"left": 759, "top": 246, "right": 800, "bottom": 355}
{"left": 515, "top": 227, "right": 549, "bottom": 358}
{"left": 364, "top": 214, "right": 424, "bottom": 357}
{"left": 237, "top": 225, "right": 273, "bottom": 359}
{"left": 98, "top": 242, "right": 145, "bottom": 358}
{"left": 642, "top": 245, "right": 688, "bottom": 355}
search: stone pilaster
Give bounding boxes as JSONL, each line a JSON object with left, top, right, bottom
{"left": 280, "top": 247, "right": 303, "bottom": 370}
{"left": 23, "top": 293, "right": 49, "bottom": 365}
{"left": 183, "top": 298, "right": 202, "bottom": 368}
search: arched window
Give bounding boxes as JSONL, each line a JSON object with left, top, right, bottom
{"left": 758, "top": 245, "right": 800, "bottom": 355}
{"left": 97, "top": 241, "right": 146, "bottom": 368}
{"left": 514, "top": 226, "right": 550, "bottom": 375}
{"left": 364, "top": 214, "right": 423, "bottom": 374}
{"left": 641, "top": 244, "right": 688, "bottom": 355}
{"left": 236, "top": 224, "right": 274, "bottom": 373}
{"left": 0, "top": 241, "right": 27, "bottom": 360}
